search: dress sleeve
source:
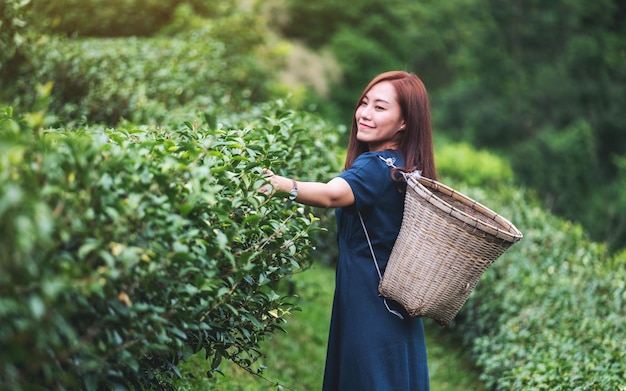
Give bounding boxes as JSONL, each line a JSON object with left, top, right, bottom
{"left": 338, "top": 152, "right": 393, "bottom": 211}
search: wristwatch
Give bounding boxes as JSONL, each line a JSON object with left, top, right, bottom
{"left": 288, "top": 179, "right": 298, "bottom": 200}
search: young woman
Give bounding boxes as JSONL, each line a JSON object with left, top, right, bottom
{"left": 262, "top": 71, "right": 436, "bottom": 390}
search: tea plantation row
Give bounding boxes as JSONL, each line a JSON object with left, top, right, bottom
{"left": 0, "top": 104, "right": 342, "bottom": 390}
{"left": 454, "top": 184, "right": 626, "bottom": 390}
{"left": 408, "top": 143, "right": 626, "bottom": 389}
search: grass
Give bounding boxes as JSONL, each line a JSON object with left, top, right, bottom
{"left": 175, "top": 264, "right": 486, "bottom": 390}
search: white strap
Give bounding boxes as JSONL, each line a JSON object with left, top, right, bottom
{"left": 378, "top": 155, "right": 397, "bottom": 168}
{"left": 378, "top": 155, "right": 422, "bottom": 182}
{"left": 358, "top": 212, "right": 404, "bottom": 320}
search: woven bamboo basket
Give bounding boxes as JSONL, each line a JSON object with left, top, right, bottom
{"left": 379, "top": 175, "right": 523, "bottom": 325}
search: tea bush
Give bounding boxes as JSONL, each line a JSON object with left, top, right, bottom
{"left": 0, "top": 101, "right": 342, "bottom": 390}
{"left": 0, "top": 0, "right": 30, "bottom": 73}
{"left": 28, "top": 0, "right": 174, "bottom": 37}
{"left": 24, "top": 0, "right": 242, "bottom": 38}
{"left": 2, "top": 0, "right": 281, "bottom": 128}
{"left": 436, "top": 141, "right": 514, "bottom": 189}
{"left": 455, "top": 187, "right": 626, "bottom": 390}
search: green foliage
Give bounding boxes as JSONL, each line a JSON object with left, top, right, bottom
{"left": 327, "top": 27, "right": 401, "bottom": 114}
{"left": 436, "top": 141, "right": 514, "bottom": 188}
{"left": 279, "top": 0, "right": 626, "bottom": 249}
{"left": 604, "top": 155, "right": 626, "bottom": 248}
{"left": 1, "top": 0, "right": 281, "bottom": 128}
{"left": 511, "top": 118, "right": 626, "bottom": 250}
{"left": 436, "top": 0, "right": 626, "bottom": 248}
{"left": 175, "top": 265, "right": 334, "bottom": 390}
{"left": 175, "top": 267, "right": 487, "bottom": 391}
{"left": 2, "top": 2, "right": 624, "bottom": 390}
{"left": 25, "top": 0, "right": 240, "bottom": 37}
{"left": 5, "top": 29, "right": 274, "bottom": 126}
{"left": 0, "top": 101, "right": 342, "bottom": 390}
{"left": 0, "top": 107, "right": 21, "bottom": 135}
{"left": 278, "top": 0, "right": 493, "bottom": 121}
{"left": 511, "top": 120, "right": 598, "bottom": 216}
{"left": 28, "top": 0, "right": 173, "bottom": 37}
{"left": 454, "top": 188, "right": 626, "bottom": 390}
{"left": 437, "top": 0, "right": 626, "bottom": 148}
{"left": 0, "top": 0, "right": 30, "bottom": 73}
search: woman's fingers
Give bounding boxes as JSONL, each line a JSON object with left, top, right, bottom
{"left": 259, "top": 168, "right": 275, "bottom": 195}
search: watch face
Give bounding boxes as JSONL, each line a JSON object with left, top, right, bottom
{"left": 289, "top": 180, "right": 298, "bottom": 200}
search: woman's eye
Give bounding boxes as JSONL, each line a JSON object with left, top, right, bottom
{"left": 375, "top": 105, "right": 385, "bottom": 111}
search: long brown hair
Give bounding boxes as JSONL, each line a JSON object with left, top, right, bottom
{"left": 344, "top": 71, "right": 437, "bottom": 180}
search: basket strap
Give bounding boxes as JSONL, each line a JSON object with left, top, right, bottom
{"left": 378, "top": 155, "right": 398, "bottom": 169}
{"left": 377, "top": 155, "right": 421, "bottom": 182}
{"left": 358, "top": 212, "right": 404, "bottom": 320}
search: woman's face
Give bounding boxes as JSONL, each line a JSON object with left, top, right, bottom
{"left": 355, "top": 81, "right": 405, "bottom": 151}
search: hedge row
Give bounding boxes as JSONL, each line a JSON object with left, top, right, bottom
{"left": 2, "top": 3, "right": 280, "bottom": 128}
{"left": 0, "top": 102, "right": 342, "bottom": 390}
{"left": 26, "top": 0, "right": 240, "bottom": 38}
{"left": 455, "top": 186, "right": 626, "bottom": 390}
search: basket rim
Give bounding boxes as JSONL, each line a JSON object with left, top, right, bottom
{"left": 408, "top": 176, "right": 523, "bottom": 243}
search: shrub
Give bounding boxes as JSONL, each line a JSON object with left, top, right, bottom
{"left": 436, "top": 141, "right": 514, "bottom": 189}
{"left": 601, "top": 154, "right": 626, "bottom": 250}
{"left": 28, "top": 0, "right": 174, "bottom": 37}
{"left": 0, "top": 0, "right": 30, "bottom": 73}
{"left": 511, "top": 120, "right": 598, "bottom": 216}
{"left": 2, "top": 2, "right": 281, "bottom": 128}
{"left": 0, "top": 101, "right": 342, "bottom": 390}
{"left": 454, "top": 187, "right": 626, "bottom": 390}
{"left": 26, "top": 0, "right": 241, "bottom": 38}
{"left": 8, "top": 29, "right": 275, "bottom": 127}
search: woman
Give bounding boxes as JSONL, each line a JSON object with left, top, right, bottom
{"left": 263, "top": 71, "right": 436, "bottom": 390}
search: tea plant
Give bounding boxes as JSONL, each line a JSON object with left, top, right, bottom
{"left": 0, "top": 102, "right": 342, "bottom": 390}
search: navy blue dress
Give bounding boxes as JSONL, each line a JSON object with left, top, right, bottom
{"left": 322, "top": 150, "right": 430, "bottom": 391}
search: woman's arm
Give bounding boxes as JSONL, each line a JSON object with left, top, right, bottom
{"left": 261, "top": 170, "right": 354, "bottom": 208}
